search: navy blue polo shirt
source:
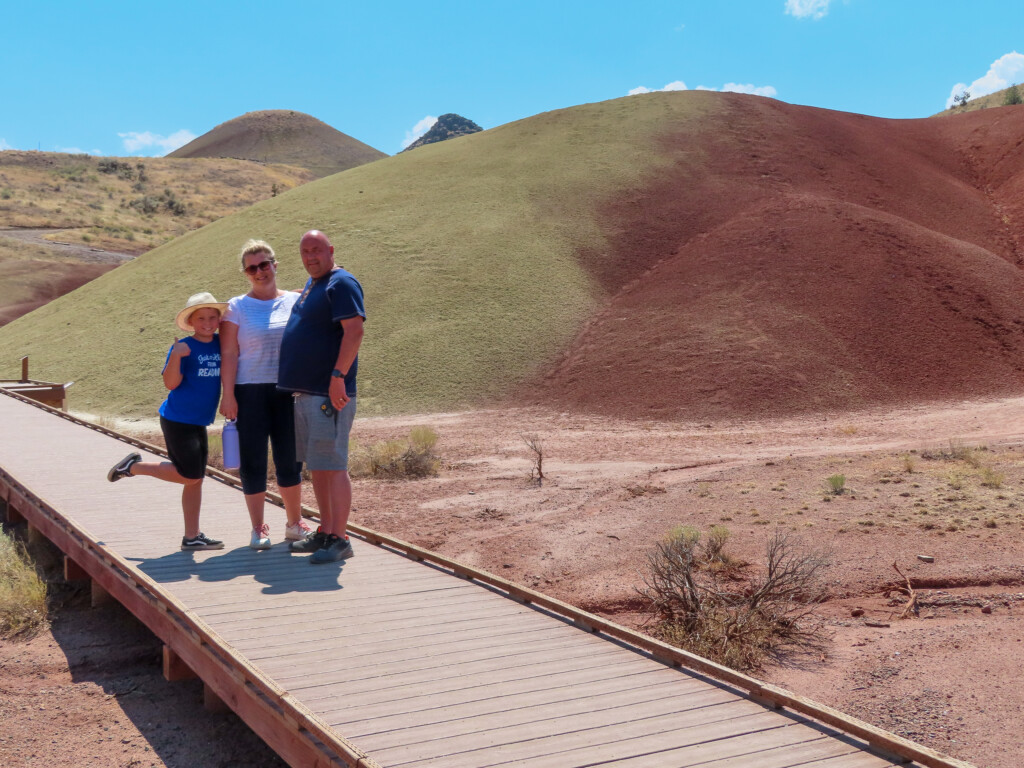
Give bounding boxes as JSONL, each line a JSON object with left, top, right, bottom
{"left": 278, "top": 268, "right": 365, "bottom": 397}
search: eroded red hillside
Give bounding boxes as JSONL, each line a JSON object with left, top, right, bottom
{"left": 531, "top": 94, "right": 1024, "bottom": 419}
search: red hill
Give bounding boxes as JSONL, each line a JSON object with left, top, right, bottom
{"left": 530, "top": 95, "right": 1024, "bottom": 419}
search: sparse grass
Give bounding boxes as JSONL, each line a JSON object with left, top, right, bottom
{"left": 980, "top": 466, "right": 1005, "bottom": 489}
{"left": 0, "top": 530, "right": 48, "bottom": 639}
{"left": 0, "top": 151, "right": 314, "bottom": 254}
{"left": 626, "top": 483, "right": 666, "bottom": 498}
{"left": 349, "top": 426, "right": 441, "bottom": 479}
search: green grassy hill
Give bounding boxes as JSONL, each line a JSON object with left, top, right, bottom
{"left": 0, "top": 94, "right": 712, "bottom": 418}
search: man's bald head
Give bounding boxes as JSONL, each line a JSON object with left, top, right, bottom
{"left": 299, "top": 229, "right": 335, "bottom": 279}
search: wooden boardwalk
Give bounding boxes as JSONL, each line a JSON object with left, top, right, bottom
{"left": 0, "top": 389, "right": 975, "bottom": 768}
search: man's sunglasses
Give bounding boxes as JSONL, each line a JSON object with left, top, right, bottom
{"left": 243, "top": 260, "right": 275, "bottom": 275}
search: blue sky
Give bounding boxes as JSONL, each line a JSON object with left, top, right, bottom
{"left": 2, "top": 1, "right": 1023, "bottom": 158}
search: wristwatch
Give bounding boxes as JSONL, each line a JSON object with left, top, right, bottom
{"left": 331, "top": 368, "right": 345, "bottom": 378}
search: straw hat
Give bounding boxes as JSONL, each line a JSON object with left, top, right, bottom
{"left": 175, "top": 291, "right": 228, "bottom": 332}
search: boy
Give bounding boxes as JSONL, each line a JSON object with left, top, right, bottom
{"left": 107, "top": 292, "right": 227, "bottom": 550}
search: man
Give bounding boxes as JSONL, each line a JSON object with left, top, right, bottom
{"left": 278, "top": 230, "right": 365, "bottom": 563}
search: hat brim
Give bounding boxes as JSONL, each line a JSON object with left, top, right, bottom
{"left": 175, "top": 303, "right": 228, "bottom": 333}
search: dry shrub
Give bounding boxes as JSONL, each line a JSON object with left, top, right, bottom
{"left": 640, "top": 528, "right": 830, "bottom": 671}
{"left": 0, "top": 530, "right": 48, "bottom": 639}
{"left": 922, "top": 439, "right": 981, "bottom": 467}
{"left": 350, "top": 426, "right": 440, "bottom": 479}
{"left": 522, "top": 433, "right": 546, "bottom": 485}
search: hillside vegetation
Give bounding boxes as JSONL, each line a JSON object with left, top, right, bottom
{"left": 3, "top": 92, "right": 1024, "bottom": 421}
{"left": 0, "top": 94, "right": 711, "bottom": 418}
{"left": 0, "top": 151, "right": 315, "bottom": 253}
{"left": 933, "top": 83, "right": 1023, "bottom": 116}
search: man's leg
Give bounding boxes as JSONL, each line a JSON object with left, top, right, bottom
{"left": 310, "top": 469, "right": 351, "bottom": 538}
{"left": 310, "top": 469, "right": 351, "bottom": 536}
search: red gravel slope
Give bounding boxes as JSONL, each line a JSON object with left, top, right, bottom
{"left": 531, "top": 94, "right": 1024, "bottom": 419}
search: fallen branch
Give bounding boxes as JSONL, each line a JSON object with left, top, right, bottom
{"left": 891, "top": 561, "right": 918, "bottom": 619}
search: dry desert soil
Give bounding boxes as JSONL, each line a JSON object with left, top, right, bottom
{"left": 4, "top": 397, "right": 1024, "bottom": 767}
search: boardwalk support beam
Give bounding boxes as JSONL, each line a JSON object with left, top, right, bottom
{"left": 163, "top": 646, "right": 197, "bottom": 682}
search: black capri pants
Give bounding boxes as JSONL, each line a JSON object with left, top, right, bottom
{"left": 234, "top": 383, "right": 302, "bottom": 495}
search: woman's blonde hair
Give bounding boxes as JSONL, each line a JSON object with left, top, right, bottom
{"left": 239, "top": 239, "right": 275, "bottom": 268}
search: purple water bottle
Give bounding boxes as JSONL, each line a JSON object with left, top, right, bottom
{"left": 222, "top": 419, "right": 240, "bottom": 470}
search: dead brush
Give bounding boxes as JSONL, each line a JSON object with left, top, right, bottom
{"left": 639, "top": 528, "right": 831, "bottom": 671}
{"left": 349, "top": 426, "right": 440, "bottom": 479}
{"left": 0, "top": 530, "right": 48, "bottom": 639}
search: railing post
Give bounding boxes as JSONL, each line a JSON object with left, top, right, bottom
{"left": 20, "top": 356, "right": 28, "bottom": 383}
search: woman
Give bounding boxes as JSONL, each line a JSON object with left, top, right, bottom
{"left": 220, "top": 239, "right": 312, "bottom": 548}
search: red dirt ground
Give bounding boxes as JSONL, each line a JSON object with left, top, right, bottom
{"left": 5, "top": 398, "right": 1024, "bottom": 767}
{"left": 531, "top": 96, "right": 1024, "bottom": 420}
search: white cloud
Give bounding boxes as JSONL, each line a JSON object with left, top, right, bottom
{"left": 118, "top": 129, "right": 196, "bottom": 156}
{"left": 785, "top": 0, "right": 831, "bottom": 19}
{"left": 401, "top": 115, "right": 438, "bottom": 150}
{"left": 0, "top": 138, "right": 12, "bottom": 151}
{"left": 55, "top": 146, "right": 104, "bottom": 155}
{"left": 945, "top": 51, "right": 1024, "bottom": 108}
{"left": 721, "top": 83, "right": 779, "bottom": 98}
{"left": 630, "top": 80, "right": 776, "bottom": 98}
{"left": 628, "top": 80, "right": 688, "bottom": 96}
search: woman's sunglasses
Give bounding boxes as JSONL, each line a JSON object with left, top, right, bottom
{"left": 243, "top": 260, "right": 275, "bottom": 276}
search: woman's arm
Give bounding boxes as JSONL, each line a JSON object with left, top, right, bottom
{"left": 219, "top": 320, "right": 240, "bottom": 419}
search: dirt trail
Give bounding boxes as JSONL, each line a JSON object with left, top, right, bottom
{"left": 0, "top": 227, "right": 133, "bottom": 264}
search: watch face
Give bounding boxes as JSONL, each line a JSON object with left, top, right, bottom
{"left": 332, "top": 369, "right": 342, "bottom": 377}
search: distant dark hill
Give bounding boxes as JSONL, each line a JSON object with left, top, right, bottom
{"left": 403, "top": 113, "right": 483, "bottom": 152}
{"left": 168, "top": 110, "right": 387, "bottom": 177}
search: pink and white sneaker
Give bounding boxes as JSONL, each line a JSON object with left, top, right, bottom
{"left": 284, "top": 519, "right": 314, "bottom": 541}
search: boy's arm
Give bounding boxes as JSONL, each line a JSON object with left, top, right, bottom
{"left": 219, "top": 321, "right": 240, "bottom": 419}
{"left": 162, "top": 338, "right": 189, "bottom": 390}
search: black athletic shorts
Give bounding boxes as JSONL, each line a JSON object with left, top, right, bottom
{"left": 160, "top": 416, "right": 208, "bottom": 480}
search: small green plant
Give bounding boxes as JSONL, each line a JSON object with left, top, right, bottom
{"left": 826, "top": 474, "right": 846, "bottom": 495}
{"left": 0, "top": 530, "right": 48, "bottom": 639}
{"left": 1004, "top": 84, "right": 1022, "bottom": 106}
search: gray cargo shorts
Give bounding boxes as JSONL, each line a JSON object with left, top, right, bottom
{"left": 293, "top": 393, "right": 356, "bottom": 471}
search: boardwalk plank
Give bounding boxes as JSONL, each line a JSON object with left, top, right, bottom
{"left": 381, "top": 707, "right": 783, "bottom": 767}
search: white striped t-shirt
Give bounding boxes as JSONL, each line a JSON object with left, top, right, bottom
{"left": 222, "top": 292, "right": 300, "bottom": 384}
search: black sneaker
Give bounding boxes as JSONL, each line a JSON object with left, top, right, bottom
{"left": 310, "top": 534, "right": 354, "bottom": 564}
{"left": 107, "top": 452, "right": 141, "bottom": 482}
{"left": 180, "top": 533, "right": 224, "bottom": 551}
{"left": 289, "top": 526, "right": 328, "bottom": 553}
